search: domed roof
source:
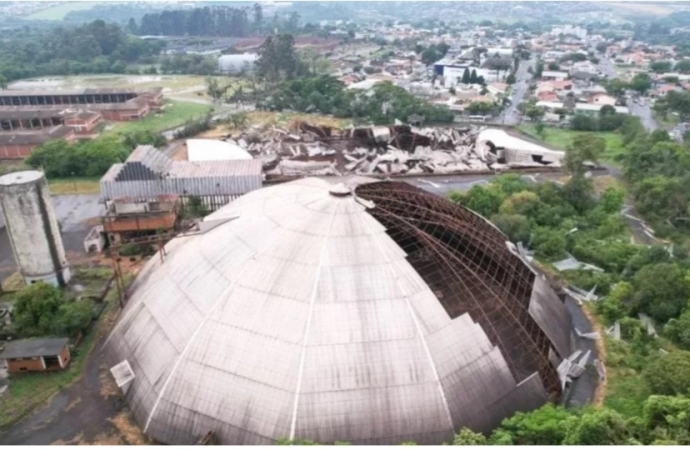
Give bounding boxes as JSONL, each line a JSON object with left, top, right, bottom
{"left": 105, "top": 177, "right": 571, "bottom": 445}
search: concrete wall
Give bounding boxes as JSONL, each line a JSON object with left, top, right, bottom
{"left": 0, "top": 171, "right": 71, "bottom": 286}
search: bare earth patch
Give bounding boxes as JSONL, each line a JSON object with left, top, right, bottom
{"left": 109, "top": 412, "right": 147, "bottom": 445}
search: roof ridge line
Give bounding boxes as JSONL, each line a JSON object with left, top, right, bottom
{"left": 359, "top": 211, "right": 456, "bottom": 436}
{"left": 288, "top": 198, "right": 340, "bottom": 440}
{"left": 141, "top": 196, "right": 279, "bottom": 434}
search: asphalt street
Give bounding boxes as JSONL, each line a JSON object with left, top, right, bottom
{"left": 499, "top": 56, "right": 536, "bottom": 126}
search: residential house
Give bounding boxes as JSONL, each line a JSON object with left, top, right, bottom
{"left": 589, "top": 93, "right": 617, "bottom": 106}
{"left": 487, "top": 82, "right": 509, "bottom": 97}
{"left": 541, "top": 70, "right": 570, "bottom": 81}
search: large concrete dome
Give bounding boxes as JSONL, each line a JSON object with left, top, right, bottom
{"left": 104, "top": 177, "right": 572, "bottom": 445}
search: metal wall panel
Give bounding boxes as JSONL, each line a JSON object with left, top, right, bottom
{"left": 105, "top": 177, "right": 568, "bottom": 446}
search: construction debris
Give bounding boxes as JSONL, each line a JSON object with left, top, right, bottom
{"left": 221, "top": 122, "right": 563, "bottom": 178}
{"left": 575, "top": 328, "right": 601, "bottom": 341}
{"left": 606, "top": 320, "right": 621, "bottom": 341}
{"left": 638, "top": 313, "right": 658, "bottom": 338}
{"left": 564, "top": 285, "right": 599, "bottom": 304}
{"left": 553, "top": 253, "right": 604, "bottom": 272}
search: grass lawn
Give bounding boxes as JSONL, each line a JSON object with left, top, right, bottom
{"left": 601, "top": 337, "right": 652, "bottom": 418}
{"left": 25, "top": 2, "right": 98, "bottom": 20}
{"left": 47, "top": 177, "right": 101, "bottom": 195}
{"left": 0, "top": 286, "right": 116, "bottom": 429}
{"left": 518, "top": 125, "right": 627, "bottom": 163}
{"left": 107, "top": 100, "right": 212, "bottom": 135}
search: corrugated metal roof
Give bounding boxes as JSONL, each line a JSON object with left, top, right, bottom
{"left": 104, "top": 177, "right": 567, "bottom": 445}
{"left": 0, "top": 337, "right": 69, "bottom": 359}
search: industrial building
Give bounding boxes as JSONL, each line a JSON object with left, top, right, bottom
{"left": 186, "top": 139, "right": 253, "bottom": 162}
{"left": 102, "top": 195, "right": 181, "bottom": 245}
{"left": 100, "top": 145, "right": 263, "bottom": 211}
{"left": 105, "top": 177, "right": 572, "bottom": 445}
{"left": 0, "top": 87, "right": 163, "bottom": 159}
{"left": 217, "top": 53, "right": 258, "bottom": 74}
{"left": 0, "top": 337, "right": 70, "bottom": 373}
{"left": 0, "top": 170, "right": 71, "bottom": 287}
{"left": 476, "top": 129, "right": 564, "bottom": 166}
{"left": 0, "top": 125, "right": 75, "bottom": 159}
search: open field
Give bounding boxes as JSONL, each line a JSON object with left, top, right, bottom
{"left": 605, "top": 2, "right": 677, "bottom": 16}
{"left": 47, "top": 177, "right": 101, "bottom": 196}
{"left": 8, "top": 74, "right": 242, "bottom": 103}
{"left": 108, "top": 100, "right": 212, "bottom": 135}
{"left": 518, "top": 125, "right": 626, "bottom": 162}
{"left": 25, "top": 2, "right": 98, "bottom": 20}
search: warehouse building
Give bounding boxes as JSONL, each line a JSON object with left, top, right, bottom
{"left": 105, "top": 177, "right": 572, "bottom": 445}
{"left": 100, "top": 145, "right": 263, "bottom": 211}
{"left": 0, "top": 125, "right": 75, "bottom": 159}
{"left": 217, "top": 54, "right": 258, "bottom": 74}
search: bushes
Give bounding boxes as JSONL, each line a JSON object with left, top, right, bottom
{"left": 644, "top": 351, "right": 690, "bottom": 395}
{"left": 173, "top": 115, "right": 213, "bottom": 140}
{"left": 25, "top": 136, "right": 129, "bottom": 178}
{"left": 12, "top": 283, "right": 93, "bottom": 338}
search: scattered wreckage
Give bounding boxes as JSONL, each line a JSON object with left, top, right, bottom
{"left": 218, "top": 122, "right": 563, "bottom": 178}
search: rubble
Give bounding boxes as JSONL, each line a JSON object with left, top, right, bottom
{"left": 220, "top": 121, "right": 562, "bottom": 178}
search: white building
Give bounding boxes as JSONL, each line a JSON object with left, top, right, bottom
{"left": 550, "top": 25, "right": 587, "bottom": 40}
{"left": 218, "top": 54, "right": 258, "bottom": 74}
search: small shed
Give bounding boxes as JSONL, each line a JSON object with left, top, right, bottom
{"left": 0, "top": 337, "right": 70, "bottom": 374}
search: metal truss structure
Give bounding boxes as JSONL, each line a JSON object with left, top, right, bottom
{"left": 356, "top": 181, "right": 562, "bottom": 397}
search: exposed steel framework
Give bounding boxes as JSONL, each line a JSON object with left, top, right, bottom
{"left": 355, "top": 181, "right": 561, "bottom": 396}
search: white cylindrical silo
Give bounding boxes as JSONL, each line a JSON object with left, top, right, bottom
{"left": 0, "top": 171, "right": 71, "bottom": 287}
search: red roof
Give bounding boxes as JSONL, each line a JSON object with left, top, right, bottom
{"left": 538, "top": 91, "right": 559, "bottom": 102}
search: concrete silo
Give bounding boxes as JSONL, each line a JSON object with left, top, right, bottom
{"left": 0, "top": 171, "right": 70, "bottom": 287}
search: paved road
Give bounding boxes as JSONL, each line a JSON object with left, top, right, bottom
{"left": 499, "top": 56, "right": 536, "bottom": 126}
{"left": 626, "top": 96, "right": 660, "bottom": 132}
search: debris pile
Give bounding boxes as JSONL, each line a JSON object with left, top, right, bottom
{"left": 219, "top": 122, "right": 556, "bottom": 178}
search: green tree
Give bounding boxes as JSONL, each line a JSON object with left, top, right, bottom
{"left": 421, "top": 48, "right": 440, "bottom": 66}
{"left": 55, "top": 301, "right": 93, "bottom": 337}
{"left": 604, "top": 78, "right": 629, "bottom": 99}
{"left": 13, "top": 283, "right": 64, "bottom": 337}
{"left": 664, "top": 311, "right": 690, "bottom": 350}
{"left": 466, "top": 101, "right": 493, "bottom": 115}
{"left": 453, "top": 428, "right": 487, "bottom": 445}
{"left": 675, "top": 60, "right": 690, "bottom": 74}
{"left": 506, "top": 73, "right": 516, "bottom": 84}
{"left": 644, "top": 351, "right": 690, "bottom": 395}
{"left": 643, "top": 395, "right": 690, "bottom": 444}
{"left": 490, "top": 213, "right": 531, "bottom": 243}
{"left": 650, "top": 60, "right": 673, "bottom": 73}
{"left": 461, "top": 67, "right": 470, "bottom": 84}
{"left": 630, "top": 73, "right": 652, "bottom": 94}
{"left": 600, "top": 104, "right": 616, "bottom": 117}
{"left": 525, "top": 105, "right": 545, "bottom": 122}
{"left": 450, "top": 184, "right": 504, "bottom": 218}
{"left": 565, "top": 134, "right": 605, "bottom": 176}
{"left": 632, "top": 263, "right": 690, "bottom": 323}
{"left": 532, "top": 226, "right": 567, "bottom": 259}
{"left": 563, "top": 409, "right": 630, "bottom": 445}
{"left": 489, "top": 404, "right": 573, "bottom": 445}
{"left": 534, "top": 121, "right": 546, "bottom": 139}
{"left": 470, "top": 69, "right": 478, "bottom": 84}
{"left": 0, "top": 74, "right": 7, "bottom": 89}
